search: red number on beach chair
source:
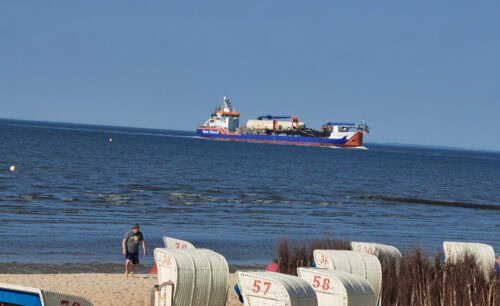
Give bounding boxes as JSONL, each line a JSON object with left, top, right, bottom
{"left": 263, "top": 281, "right": 271, "bottom": 295}
{"left": 312, "top": 275, "right": 332, "bottom": 291}
{"left": 319, "top": 255, "right": 328, "bottom": 265}
{"left": 252, "top": 280, "right": 261, "bottom": 293}
{"left": 362, "top": 246, "right": 374, "bottom": 254}
{"left": 312, "top": 275, "right": 320, "bottom": 288}
{"left": 175, "top": 242, "right": 187, "bottom": 249}
{"left": 322, "top": 278, "right": 331, "bottom": 291}
{"left": 252, "top": 280, "right": 271, "bottom": 295}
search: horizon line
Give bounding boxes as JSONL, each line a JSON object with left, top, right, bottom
{"left": 1, "top": 116, "right": 498, "bottom": 153}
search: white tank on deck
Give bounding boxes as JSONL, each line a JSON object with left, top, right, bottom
{"left": 246, "top": 120, "right": 305, "bottom": 130}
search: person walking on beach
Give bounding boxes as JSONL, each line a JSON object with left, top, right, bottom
{"left": 122, "top": 223, "right": 147, "bottom": 277}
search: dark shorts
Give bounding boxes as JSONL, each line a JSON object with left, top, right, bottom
{"left": 126, "top": 252, "right": 140, "bottom": 264}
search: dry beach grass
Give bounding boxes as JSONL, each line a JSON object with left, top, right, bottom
{"left": 278, "top": 237, "right": 500, "bottom": 305}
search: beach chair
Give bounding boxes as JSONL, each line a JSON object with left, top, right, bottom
{"left": 443, "top": 241, "right": 496, "bottom": 277}
{"left": 150, "top": 236, "right": 196, "bottom": 274}
{"left": 163, "top": 236, "right": 195, "bottom": 250}
{"left": 0, "top": 283, "right": 93, "bottom": 306}
{"left": 351, "top": 241, "right": 402, "bottom": 274}
{"left": 297, "top": 268, "right": 376, "bottom": 306}
{"left": 313, "top": 250, "right": 382, "bottom": 306}
{"left": 153, "top": 248, "right": 229, "bottom": 306}
{"left": 236, "top": 271, "right": 317, "bottom": 306}
{"left": 350, "top": 242, "right": 402, "bottom": 259}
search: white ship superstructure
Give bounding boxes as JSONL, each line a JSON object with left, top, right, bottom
{"left": 203, "top": 96, "right": 240, "bottom": 132}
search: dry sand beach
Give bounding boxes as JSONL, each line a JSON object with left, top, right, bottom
{"left": 0, "top": 273, "right": 241, "bottom": 306}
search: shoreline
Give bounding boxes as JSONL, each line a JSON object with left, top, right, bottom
{"left": 0, "top": 262, "right": 266, "bottom": 274}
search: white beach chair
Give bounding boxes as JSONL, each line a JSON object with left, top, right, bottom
{"left": 313, "top": 250, "right": 382, "bottom": 306}
{"left": 350, "top": 242, "right": 402, "bottom": 259}
{"left": 236, "top": 271, "right": 317, "bottom": 306}
{"left": 163, "top": 236, "right": 195, "bottom": 250}
{"left": 443, "top": 241, "right": 496, "bottom": 277}
{"left": 153, "top": 248, "right": 229, "bottom": 306}
{"left": 0, "top": 282, "right": 93, "bottom": 306}
{"left": 351, "top": 241, "right": 402, "bottom": 274}
{"left": 297, "top": 268, "right": 376, "bottom": 306}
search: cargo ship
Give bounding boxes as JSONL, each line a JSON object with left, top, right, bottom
{"left": 196, "top": 96, "right": 369, "bottom": 148}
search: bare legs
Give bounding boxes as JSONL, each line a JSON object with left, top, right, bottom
{"left": 130, "top": 263, "right": 137, "bottom": 276}
{"left": 125, "top": 259, "right": 131, "bottom": 276}
{"left": 125, "top": 259, "right": 137, "bottom": 277}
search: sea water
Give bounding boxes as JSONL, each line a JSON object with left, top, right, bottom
{"left": 0, "top": 119, "right": 498, "bottom": 269}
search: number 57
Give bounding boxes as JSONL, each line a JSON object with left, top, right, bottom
{"left": 252, "top": 280, "right": 271, "bottom": 295}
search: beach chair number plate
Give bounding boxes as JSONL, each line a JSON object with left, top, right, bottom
{"left": 252, "top": 279, "right": 272, "bottom": 295}
{"left": 445, "top": 244, "right": 453, "bottom": 255}
{"left": 318, "top": 255, "right": 328, "bottom": 265}
{"left": 175, "top": 243, "right": 188, "bottom": 249}
{"left": 312, "top": 275, "right": 332, "bottom": 292}
{"left": 60, "top": 301, "right": 80, "bottom": 306}
{"left": 159, "top": 254, "right": 173, "bottom": 267}
{"left": 355, "top": 245, "right": 374, "bottom": 254}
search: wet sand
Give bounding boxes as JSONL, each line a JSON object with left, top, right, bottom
{"left": 0, "top": 273, "right": 241, "bottom": 306}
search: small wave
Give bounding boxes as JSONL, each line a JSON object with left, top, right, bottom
{"left": 240, "top": 193, "right": 257, "bottom": 197}
{"left": 348, "top": 146, "right": 368, "bottom": 150}
{"left": 357, "top": 195, "right": 500, "bottom": 211}
{"left": 327, "top": 146, "right": 368, "bottom": 150}
{"left": 318, "top": 202, "right": 329, "bottom": 207}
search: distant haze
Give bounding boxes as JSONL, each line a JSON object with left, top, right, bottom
{"left": 1, "top": 1, "right": 499, "bottom": 151}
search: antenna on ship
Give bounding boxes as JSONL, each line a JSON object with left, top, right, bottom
{"left": 358, "top": 120, "right": 370, "bottom": 133}
{"left": 223, "top": 96, "right": 230, "bottom": 106}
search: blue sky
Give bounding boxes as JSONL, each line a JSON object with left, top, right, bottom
{"left": 1, "top": 1, "right": 499, "bottom": 150}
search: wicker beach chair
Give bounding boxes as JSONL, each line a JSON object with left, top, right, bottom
{"left": 351, "top": 241, "right": 402, "bottom": 274}
{"left": 163, "top": 236, "right": 195, "bottom": 250}
{"left": 443, "top": 241, "right": 496, "bottom": 277}
{"left": 297, "top": 268, "right": 376, "bottom": 306}
{"left": 153, "top": 248, "right": 229, "bottom": 306}
{"left": 0, "top": 282, "right": 93, "bottom": 306}
{"left": 236, "top": 271, "right": 317, "bottom": 306}
{"left": 313, "top": 250, "right": 382, "bottom": 306}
